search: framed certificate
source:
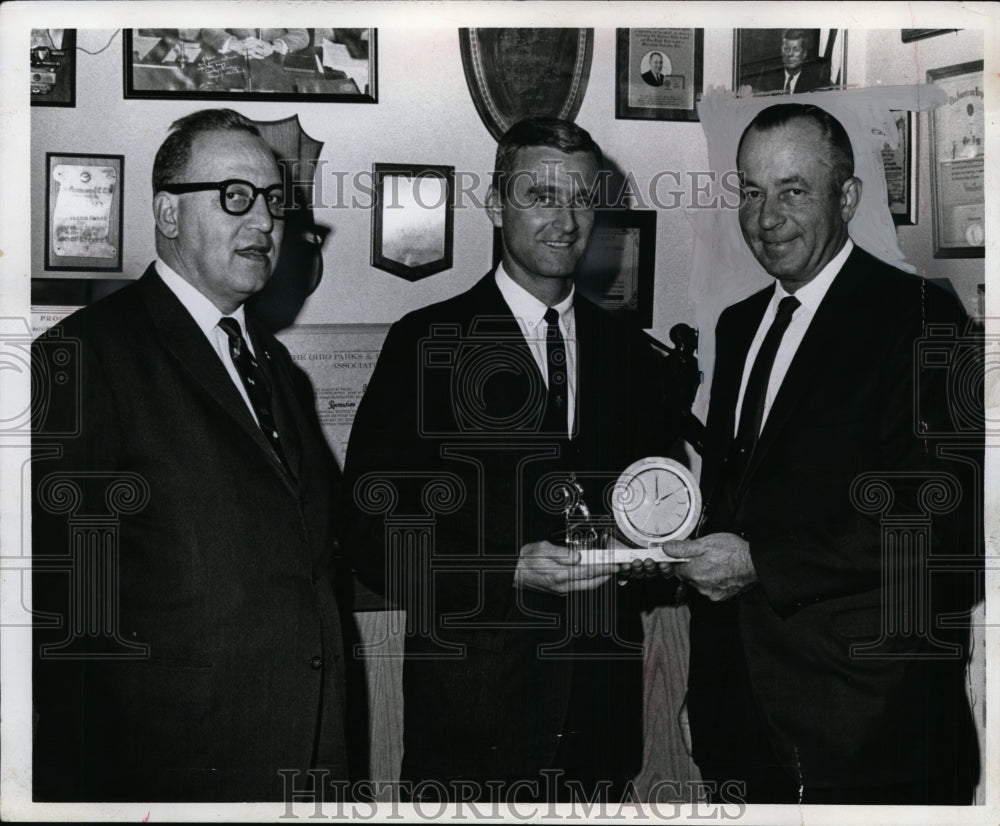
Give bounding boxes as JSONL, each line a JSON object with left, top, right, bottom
{"left": 927, "top": 61, "right": 985, "bottom": 258}
{"left": 615, "top": 29, "right": 703, "bottom": 122}
{"left": 44, "top": 153, "right": 124, "bottom": 273}
{"left": 881, "top": 110, "right": 916, "bottom": 226}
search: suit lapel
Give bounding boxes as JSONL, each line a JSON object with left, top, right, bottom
{"left": 137, "top": 266, "right": 296, "bottom": 489}
{"left": 743, "top": 252, "right": 866, "bottom": 484}
{"left": 701, "top": 287, "right": 772, "bottom": 510}
{"left": 465, "top": 273, "right": 550, "bottom": 429}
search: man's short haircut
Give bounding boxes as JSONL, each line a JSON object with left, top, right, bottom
{"left": 782, "top": 29, "right": 810, "bottom": 47}
{"left": 737, "top": 103, "right": 855, "bottom": 189}
{"left": 152, "top": 108, "right": 265, "bottom": 192}
{"left": 650, "top": 51, "right": 664, "bottom": 61}
{"left": 491, "top": 117, "right": 603, "bottom": 199}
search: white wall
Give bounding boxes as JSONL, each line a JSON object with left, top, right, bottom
{"left": 32, "top": 27, "right": 985, "bottom": 348}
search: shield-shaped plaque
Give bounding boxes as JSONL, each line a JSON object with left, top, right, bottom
{"left": 249, "top": 115, "right": 327, "bottom": 332}
{"left": 459, "top": 28, "right": 594, "bottom": 141}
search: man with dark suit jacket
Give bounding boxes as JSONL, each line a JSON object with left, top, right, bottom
{"left": 32, "top": 108, "right": 352, "bottom": 802}
{"left": 660, "top": 103, "right": 980, "bottom": 803}
{"left": 753, "top": 30, "right": 830, "bottom": 94}
{"left": 343, "top": 118, "right": 680, "bottom": 802}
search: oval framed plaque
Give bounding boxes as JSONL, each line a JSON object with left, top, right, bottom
{"left": 459, "top": 28, "right": 594, "bottom": 141}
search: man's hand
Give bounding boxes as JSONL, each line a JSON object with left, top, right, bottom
{"left": 514, "top": 541, "right": 618, "bottom": 594}
{"left": 661, "top": 532, "right": 757, "bottom": 602}
{"left": 237, "top": 37, "right": 275, "bottom": 59}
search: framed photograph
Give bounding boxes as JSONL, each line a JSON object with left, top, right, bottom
{"left": 491, "top": 209, "right": 656, "bottom": 327}
{"left": 615, "top": 29, "right": 703, "bottom": 122}
{"left": 371, "top": 164, "right": 454, "bottom": 282}
{"left": 927, "top": 60, "right": 984, "bottom": 258}
{"left": 123, "top": 28, "right": 376, "bottom": 102}
{"left": 901, "top": 29, "right": 959, "bottom": 43}
{"left": 31, "top": 28, "right": 75, "bottom": 106}
{"left": 881, "top": 110, "right": 917, "bottom": 226}
{"left": 44, "top": 153, "right": 124, "bottom": 273}
{"left": 734, "top": 28, "right": 846, "bottom": 95}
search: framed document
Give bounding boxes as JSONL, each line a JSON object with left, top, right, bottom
{"left": 371, "top": 163, "right": 454, "bottom": 282}
{"left": 31, "top": 305, "right": 82, "bottom": 339}
{"left": 881, "top": 110, "right": 916, "bottom": 226}
{"left": 927, "top": 61, "right": 984, "bottom": 258}
{"left": 30, "top": 28, "right": 75, "bottom": 106}
{"left": 615, "top": 29, "right": 703, "bottom": 122}
{"left": 275, "top": 324, "right": 390, "bottom": 467}
{"left": 44, "top": 153, "right": 124, "bottom": 273}
{"left": 123, "top": 28, "right": 377, "bottom": 102}
{"left": 733, "top": 28, "right": 846, "bottom": 95}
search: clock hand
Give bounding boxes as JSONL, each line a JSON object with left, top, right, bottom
{"left": 653, "top": 484, "right": 683, "bottom": 505}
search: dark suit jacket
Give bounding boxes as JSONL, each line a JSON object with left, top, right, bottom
{"left": 343, "top": 273, "right": 680, "bottom": 787}
{"left": 641, "top": 70, "right": 665, "bottom": 87}
{"left": 689, "top": 247, "right": 980, "bottom": 791}
{"left": 32, "top": 265, "right": 352, "bottom": 801}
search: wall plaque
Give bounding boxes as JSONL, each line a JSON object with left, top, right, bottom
{"left": 459, "top": 28, "right": 593, "bottom": 141}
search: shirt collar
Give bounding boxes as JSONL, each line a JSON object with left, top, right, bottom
{"left": 155, "top": 258, "right": 248, "bottom": 336}
{"left": 494, "top": 263, "right": 574, "bottom": 326}
{"left": 774, "top": 238, "right": 853, "bottom": 313}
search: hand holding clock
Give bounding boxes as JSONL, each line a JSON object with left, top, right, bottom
{"left": 665, "top": 532, "right": 758, "bottom": 601}
{"left": 514, "top": 540, "right": 620, "bottom": 594}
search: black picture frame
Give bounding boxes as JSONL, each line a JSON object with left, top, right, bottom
{"left": 44, "top": 153, "right": 124, "bottom": 273}
{"left": 615, "top": 29, "right": 703, "bottom": 122}
{"left": 492, "top": 209, "right": 656, "bottom": 327}
{"left": 733, "top": 28, "right": 846, "bottom": 95}
{"left": 901, "top": 29, "right": 959, "bottom": 43}
{"left": 881, "top": 110, "right": 917, "bottom": 227}
{"left": 927, "top": 60, "right": 985, "bottom": 258}
{"left": 31, "top": 28, "right": 76, "bottom": 107}
{"left": 123, "top": 28, "right": 377, "bottom": 102}
{"left": 371, "top": 164, "right": 455, "bottom": 282}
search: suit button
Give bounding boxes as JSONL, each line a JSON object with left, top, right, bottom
{"left": 310, "top": 656, "right": 323, "bottom": 670}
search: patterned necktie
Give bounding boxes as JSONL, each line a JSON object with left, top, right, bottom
{"left": 541, "top": 307, "right": 568, "bottom": 437}
{"left": 735, "top": 295, "right": 800, "bottom": 453}
{"left": 218, "top": 317, "right": 288, "bottom": 469}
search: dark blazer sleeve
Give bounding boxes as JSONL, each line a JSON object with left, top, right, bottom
{"left": 342, "top": 310, "right": 523, "bottom": 624}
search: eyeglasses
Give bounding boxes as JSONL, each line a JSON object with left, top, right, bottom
{"left": 157, "top": 179, "right": 287, "bottom": 219}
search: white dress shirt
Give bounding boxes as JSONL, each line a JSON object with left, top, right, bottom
{"left": 734, "top": 239, "right": 853, "bottom": 436}
{"left": 494, "top": 264, "right": 578, "bottom": 436}
{"left": 155, "top": 259, "right": 260, "bottom": 424}
{"left": 783, "top": 70, "right": 801, "bottom": 93}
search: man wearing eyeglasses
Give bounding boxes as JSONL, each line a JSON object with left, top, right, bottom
{"left": 32, "top": 108, "right": 352, "bottom": 801}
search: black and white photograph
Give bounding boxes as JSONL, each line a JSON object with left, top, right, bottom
{"left": 2, "top": 3, "right": 997, "bottom": 824}
{"left": 615, "top": 28, "right": 704, "bottom": 122}
{"left": 733, "top": 28, "right": 846, "bottom": 94}
{"left": 124, "top": 27, "right": 376, "bottom": 102}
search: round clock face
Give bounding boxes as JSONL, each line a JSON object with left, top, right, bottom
{"left": 612, "top": 457, "right": 702, "bottom": 547}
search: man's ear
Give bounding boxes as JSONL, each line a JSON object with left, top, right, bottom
{"left": 486, "top": 185, "right": 503, "bottom": 229}
{"left": 840, "top": 176, "right": 862, "bottom": 223}
{"left": 153, "top": 191, "right": 180, "bottom": 239}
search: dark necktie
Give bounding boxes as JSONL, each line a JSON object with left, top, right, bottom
{"left": 735, "top": 295, "right": 800, "bottom": 453}
{"left": 541, "top": 307, "right": 568, "bottom": 437}
{"left": 218, "top": 317, "right": 288, "bottom": 468}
